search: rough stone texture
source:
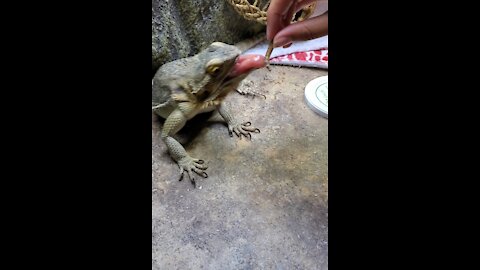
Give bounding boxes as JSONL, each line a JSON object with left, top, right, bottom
{"left": 152, "top": 65, "right": 328, "bottom": 269}
{"left": 152, "top": 0, "right": 267, "bottom": 75}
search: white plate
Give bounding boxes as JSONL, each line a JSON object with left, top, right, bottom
{"left": 305, "top": 75, "right": 328, "bottom": 118}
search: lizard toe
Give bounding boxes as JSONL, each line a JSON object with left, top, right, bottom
{"left": 192, "top": 167, "right": 208, "bottom": 178}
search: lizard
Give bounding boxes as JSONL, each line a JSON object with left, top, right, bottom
{"left": 152, "top": 42, "right": 266, "bottom": 187}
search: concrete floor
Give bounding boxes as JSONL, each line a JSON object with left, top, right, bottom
{"left": 152, "top": 65, "right": 328, "bottom": 270}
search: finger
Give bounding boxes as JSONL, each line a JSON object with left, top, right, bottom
{"left": 243, "top": 122, "right": 252, "bottom": 126}
{"left": 267, "top": 0, "right": 319, "bottom": 41}
{"left": 266, "top": 0, "right": 296, "bottom": 40}
{"left": 273, "top": 12, "right": 328, "bottom": 47}
{"left": 284, "top": 2, "right": 298, "bottom": 29}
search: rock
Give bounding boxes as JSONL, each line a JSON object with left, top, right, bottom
{"left": 152, "top": 0, "right": 267, "bottom": 76}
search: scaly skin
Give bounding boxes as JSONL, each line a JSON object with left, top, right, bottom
{"left": 152, "top": 42, "right": 261, "bottom": 187}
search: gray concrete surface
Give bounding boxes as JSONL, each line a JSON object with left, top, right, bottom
{"left": 152, "top": 65, "right": 328, "bottom": 270}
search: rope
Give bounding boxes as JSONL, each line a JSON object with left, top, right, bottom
{"left": 225, "top": 0, "right": 317, "bottom": 25}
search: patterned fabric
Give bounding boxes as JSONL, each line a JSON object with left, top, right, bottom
{"left": 270, "top": 48, "right": 328, "bottom": 69}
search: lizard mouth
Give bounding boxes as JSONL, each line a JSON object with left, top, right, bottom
{"left": 227, "top": 54, "right": 266, "bottom": 79}
{"left": 208, "top": 54, "right": 265, "bottom": 101}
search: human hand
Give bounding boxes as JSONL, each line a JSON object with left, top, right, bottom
{"left": 267, "top": 0, "right": 328, "bottom": 48}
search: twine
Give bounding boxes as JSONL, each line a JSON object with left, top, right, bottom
{"left": 225, "top": 0, "right": 317, "bottom": 25}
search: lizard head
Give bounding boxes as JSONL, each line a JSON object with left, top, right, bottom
{"left": 192, "top": 42, "right": 265, "bottom": 101}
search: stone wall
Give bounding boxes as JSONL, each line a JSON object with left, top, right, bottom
{"left": 152, "top": 0, "right": 266, "bottom": 75}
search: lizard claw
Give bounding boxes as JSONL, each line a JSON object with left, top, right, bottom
{"left": 193, "top": 170, "right": 208, "bottom": 178}
{"left": 177, "top": 156, "right": 208, "bottom": 187}
{"left": 229, "top": 121, "right": 260, "bottom": 140}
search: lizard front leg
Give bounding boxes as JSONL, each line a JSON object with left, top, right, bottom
{"left": 217, "top": 103, "right": 260, "bottom": 140}
{"left": 162, "top": 109, "right": 208, "bottom": 187}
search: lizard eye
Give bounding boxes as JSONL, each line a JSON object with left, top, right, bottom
{"left": 207, "top": 65, "right": 221, "bottom": 76}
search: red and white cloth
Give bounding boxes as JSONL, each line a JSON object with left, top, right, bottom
{"left": 269, "top": 47, "right": 328, "bottom": 68}
{"left": 242, "top": 35, "right": 328, "bottom": 69}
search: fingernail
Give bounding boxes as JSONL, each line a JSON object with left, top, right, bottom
{"left": 282, "top": 42, "right": 293, "bottom": 49}
{"left": 273, "top": 36, "right": 291, "bottom": 48}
